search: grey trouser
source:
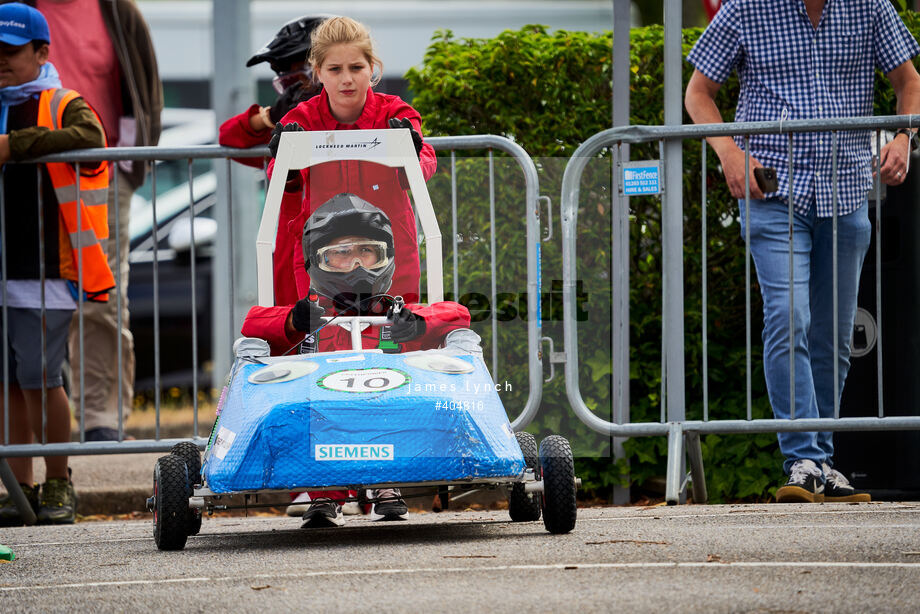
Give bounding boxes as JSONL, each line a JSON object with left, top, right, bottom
{"left": 68, "top": 169, "right": 136, "bottom": 431}
{"left": 0, "top": 307, "right": 73, "bottom": 388}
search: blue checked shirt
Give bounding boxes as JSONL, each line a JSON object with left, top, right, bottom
{"left": 687, "top": 0, "right": 919, "bottom": 216}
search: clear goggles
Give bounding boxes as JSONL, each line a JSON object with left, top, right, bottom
{"left": 316, "top": 240, "right": 390, "bottom": 273}
{"left": 271, "top": 67, "right": 312, "bottom": 94}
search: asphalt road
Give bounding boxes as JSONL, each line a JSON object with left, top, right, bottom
{"left": 3, "top": 502, "right": 920, "bottom": 613}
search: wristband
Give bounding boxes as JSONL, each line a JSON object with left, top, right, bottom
{"left": 895, "top": 128, "right": 918, "bottom": 152}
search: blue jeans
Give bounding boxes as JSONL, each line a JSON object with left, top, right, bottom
{"left": 739, "top": 199, "right": 871, "bottom": 474}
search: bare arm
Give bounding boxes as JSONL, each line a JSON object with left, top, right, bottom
{"left": 685, "top": 69, "right": 765, "bottom": 199}
{"left": 879, "top": 59, "right": 920, "bottom": 185}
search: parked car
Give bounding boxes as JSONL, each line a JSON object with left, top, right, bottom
{"left": 128, "top": 172, "right": 217, "bottom": 392}
{"left": 127, "top": 108, "right": 218, "bottom": 392}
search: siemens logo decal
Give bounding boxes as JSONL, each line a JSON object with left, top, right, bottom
{"left": 316, "top": 444, "right": 394, "bottom": 461}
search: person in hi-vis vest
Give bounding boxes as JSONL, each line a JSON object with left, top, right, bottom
{"left": 0, "top": 3, "right": 110, "bottom": 526}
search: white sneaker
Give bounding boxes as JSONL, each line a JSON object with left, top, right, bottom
{"left": 285, "top": 491, "right": 311, "bottom": 517}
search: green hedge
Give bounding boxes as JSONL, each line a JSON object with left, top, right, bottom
{"left": 406, "top": 17, "right": 920, "bottom": 502}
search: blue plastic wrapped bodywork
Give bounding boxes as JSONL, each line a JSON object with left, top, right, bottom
{"left": 203, "top": 349, "right": 525, "bottom": 493}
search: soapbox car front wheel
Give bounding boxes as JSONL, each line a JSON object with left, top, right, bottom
{"left": 539, "top": 435, "right": 577, "bottom": 534}
{"left": 171, "top": 442, "right": 202, "bottom": 535}
{"left": 153, "top": 454, "right": 191, "bottom": 550}
{"left": 508, "top": 431, "right": 541, "bottom": 522}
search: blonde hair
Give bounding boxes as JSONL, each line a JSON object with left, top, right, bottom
{"left": 309, "top": 17, "right": 383, "bottom": 86}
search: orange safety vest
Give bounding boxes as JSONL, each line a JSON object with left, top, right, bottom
{"left": 36, "top": 88, "right": 114, "bottom": 302}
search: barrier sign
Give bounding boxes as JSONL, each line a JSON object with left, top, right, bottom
{"left": 622, "top": 161, "right": 662, "bottom": 196}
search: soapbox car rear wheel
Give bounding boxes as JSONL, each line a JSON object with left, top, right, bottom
{"left": 539, "top": 435, "right": 577, "bottom": 534}
{"left": 153, "top": 454, "right": 190, "bottom": 550}
{"left": 170, "top": 442, "right": 202, "bottom": 535}
{"left": 508, "top": 431, "right": 541, "bottom": 522}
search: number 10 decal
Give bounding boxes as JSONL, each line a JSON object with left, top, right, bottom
{"left": 318, "top": 368, "right": 410, "bottom": 393}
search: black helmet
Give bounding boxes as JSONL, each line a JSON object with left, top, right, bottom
{"left": 246, "top": 15, "right": 330, "bottom": 73}
{"left": 303, "top": 193, "right": 396, "bottom": 312}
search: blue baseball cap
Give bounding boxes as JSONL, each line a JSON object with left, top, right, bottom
{"left": 0, "top": 3, "right": 50, "bottom": 46}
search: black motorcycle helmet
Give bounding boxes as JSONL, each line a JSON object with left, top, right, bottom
{"left": 247, "top": 15, "right": 330, "bottom": 74}
{"left": 303, "top": 193, "right": 396, "bottom": 313}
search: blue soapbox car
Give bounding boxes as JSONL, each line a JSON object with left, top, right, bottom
{"left": 148, "top": 129, "right": 578, "bottom": 550}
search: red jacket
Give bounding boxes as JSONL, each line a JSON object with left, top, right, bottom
{"left": 241, "top": 301, "right": 471, "bottom": 356}
{"left": 218, "top": 103, "right": 272, "bottom": 169}
{"left": 222, "top": 89, "right": 437, "bottom": 307}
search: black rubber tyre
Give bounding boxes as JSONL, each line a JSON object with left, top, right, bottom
{"left": 171, "top": 442, "right": 202, "bottom": 535}
{"left": 153, "top": 454, "right": 190, "bottom": 551}
{"left": 509, "top": 431, "right": 542, "bottom": 522}
{"left": 539, "top": 435, "right": 577, "bottom": 534}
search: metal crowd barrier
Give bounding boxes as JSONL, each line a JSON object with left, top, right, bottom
{"left": 0, "top": 135, "right": 543, "bottom": 524}
{"left": 560, "top": 114, "right": 920, "bottom": 505}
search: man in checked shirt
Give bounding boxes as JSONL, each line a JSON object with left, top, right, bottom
{"left": 685, "top": 0, "right": 920, "bottom": 503}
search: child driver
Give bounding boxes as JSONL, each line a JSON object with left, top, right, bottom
{"left": 243, "top": 192, "right": 477, "bottom": 527}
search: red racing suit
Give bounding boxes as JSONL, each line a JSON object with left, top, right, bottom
{"left": 241, "top": 300, "right": 471, "bottom": 356}
{"left": 221, "top": 89, "right": 437, "bottom": 307}
{"left": 218, "top": 104, "right": 274, "bottom": 169}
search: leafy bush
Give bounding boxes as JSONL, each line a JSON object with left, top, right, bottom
{"left": 406, "top": 17, "right": 920, "bottom": 502}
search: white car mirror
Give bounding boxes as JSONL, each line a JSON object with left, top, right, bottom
{"left": 168, "top": 217, "right": 218, "bottom": 253}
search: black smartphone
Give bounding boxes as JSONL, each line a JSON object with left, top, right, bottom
{"left": 853, "top": 324, "right": 867, "bottom": 351}
{"left": 754, "top": 167, "right": 778, "bottom": 193}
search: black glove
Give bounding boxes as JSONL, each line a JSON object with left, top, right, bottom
{"left": 388, "top": 117, "right": 423, "bottom": 159}
{"left": 291, "top": 297, "right": 326, "bottom": 332}
{"left": 268, "top": 121, "right": 305, "bottom": 158}
{"left": 386, "top": 305, "right": 426, "bottom": 343}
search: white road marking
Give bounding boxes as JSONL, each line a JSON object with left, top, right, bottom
{"left": 582, "top": 506, "right": 920, "bottom": 522}
{"left": 4, "top": 561, "right": 920, "bottom": 592}
{"left": 6, "top": 537, "right": 150, "bottom": 547}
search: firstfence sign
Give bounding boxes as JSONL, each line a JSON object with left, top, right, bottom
{"left": 622, "top": 161, "right": 662, "bottom": 196}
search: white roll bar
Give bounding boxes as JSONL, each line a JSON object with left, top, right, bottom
{"left": 256, "top": 129, "right": 443, "bottom": 307}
